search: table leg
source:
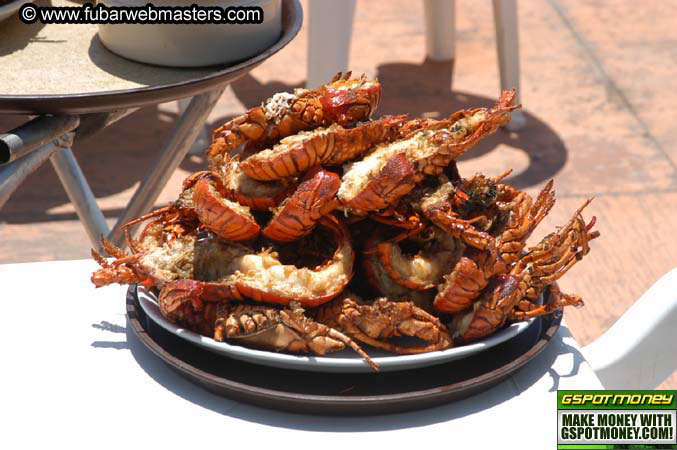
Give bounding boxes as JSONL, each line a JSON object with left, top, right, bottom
{"left": 0, "top": 115, "right": 80, "bottom": 165}
{"left": 108, "top": 86, "right": 226, "bottom": 246}
{"left": 176, "top": 97, "right": 210, "bottom": 155}
{"left": 49, "top": 147, "right": 110, "bottom": 247}
{"left": 0, "top": 115, "right": 81, "bottom": 209}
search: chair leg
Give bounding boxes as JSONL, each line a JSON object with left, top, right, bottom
{"left": 306, "top": 0, "right": 356, "bottom": 89}
{"left": 492, "top": 0, "right": 525, "bottom": 130}
{"left": 423, "top": 0, "right": 456, "bottom": 61}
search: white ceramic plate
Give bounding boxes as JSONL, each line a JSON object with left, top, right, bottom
{"left": 137, "top": 285, "right": 538, "bottom": 373}
{"left": 0, "top": 1, "right": 24, "bottom": 22}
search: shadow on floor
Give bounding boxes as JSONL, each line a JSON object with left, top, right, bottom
{"left": 375, "top": 60, "right": 568, "bottom": 189}
{"left": 0, "top": 59, "right": 567, "bottom": 223}
{"left": 0, "top": 0, "right": 50, "bottom": 58}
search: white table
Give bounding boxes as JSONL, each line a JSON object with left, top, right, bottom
{"left": 0, "top": 259, "right": 603, "bottom": 449}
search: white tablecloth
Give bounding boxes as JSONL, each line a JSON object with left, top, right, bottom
{"left": 0, "top": 259, "right": 603, "bottom": 449}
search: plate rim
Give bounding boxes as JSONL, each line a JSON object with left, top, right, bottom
{"left": 125, "top": 285, "right": 562, "bottom": 413}
{"left": 136, "top": 284, "right": 540, "bottom": 373}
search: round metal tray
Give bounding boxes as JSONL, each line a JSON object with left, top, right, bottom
{"left": 126, "top": 285, "right": 562, "bottom": 416}
{"left": 0, "top": 0, "right": 302, "bottom": 114}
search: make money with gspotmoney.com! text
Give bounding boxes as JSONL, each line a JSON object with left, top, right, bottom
{"left": 19, "top": 2, "right": 263, "bottom": 25}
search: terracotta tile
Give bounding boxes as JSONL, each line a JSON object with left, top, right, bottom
{"left": 0, "top": 220, "right": 113, "bottom": 262}
{"left": 452, "top": 0, "right": 675, "bottom": 196}
{"left": 526, "top": 193, "right": 677, "bottom": 345}
{"left": 532, "top": 193, "right": 677, "bottom": 387}
{"left": 546, "top": 0, "right": 677, "bottom": 170}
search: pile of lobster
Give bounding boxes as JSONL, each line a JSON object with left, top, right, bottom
{"left": 91, "top": 73, "right": 599, "bottom": 371}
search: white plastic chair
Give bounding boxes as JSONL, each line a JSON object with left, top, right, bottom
{"left": 582, "top": 268, "right": 677, "bottom": 389}
{"left": 306, "top": 0, "right": 526, "bottom": 130}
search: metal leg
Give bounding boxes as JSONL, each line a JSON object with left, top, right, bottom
{"left": 50, "top": 147, "right": 110, "bottom": 248}
{"left": 0, "top": 141, "right": 64, "bottom": 210}
{"left": 0, "top": 126, "right": 109, "bottom": 249}
{"left": 492, "top": 0, "right": 525, "bottom": 130}
{"left": 423, "top": 0, "right": 456, "bottom": 61}
{"left": 108, "top": 86, "right": 226, "bottom": 246}
{"left": 176, "top": 97, "right": 210, "bottom": 155}
{"left": 0, "top": 90, "right": 223, "bottom": 250}
{"left": 0, "top": 115, "right": 80, "bottom": 165}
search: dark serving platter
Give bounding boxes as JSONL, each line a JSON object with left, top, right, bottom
{"left": 126, "top": 285, "right": 562, "bottom": 416}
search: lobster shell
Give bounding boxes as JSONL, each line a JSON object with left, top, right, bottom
{"left": 340, "top": 152, "right": 416, "bottom": 213}
{"left": 240, "top": 116, "right": 406, "bottom": 181}
{"left": 262, "top": 166, "right": 341, "bottom": 242}
{"left": 193, "top": 174, "right": 261, "bottom": 242}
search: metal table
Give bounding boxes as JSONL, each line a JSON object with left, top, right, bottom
{"left": 0, "top": 0, "right": 302, "bottom": 247}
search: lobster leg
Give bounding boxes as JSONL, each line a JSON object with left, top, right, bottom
{"left": 428, "top": 209, "right": 497, "bottom": 251}
{"left": 336, "top": 323, "right": 451, "bottom": 355}
{"left": 362, "top": 218, "right": 426, "bottom": 257}
{"left": 509, "top": 284, "right": 584, "bottom": 321}
{"left": 317, "top": 297, "right": 453, "bottom": 355}
{"left": 496, "top": 181, "right": 555, "bottom": 266}
{"left": 281, "top": 306, "right": 379, "bottom": 371}
{"left": 216, "top": 302, "right": 379, "bottom": 371}
{"left": 101, "top": 235, "right": 127, "bottom": 259}
{"left": 91, "top": 248, "right": 109, "bottom": 267}
{"left": 120, "top": 206, "right": 173, "bottom": 229}
{"left": 90, "top": 242, "right": 147, "bottom": 288}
